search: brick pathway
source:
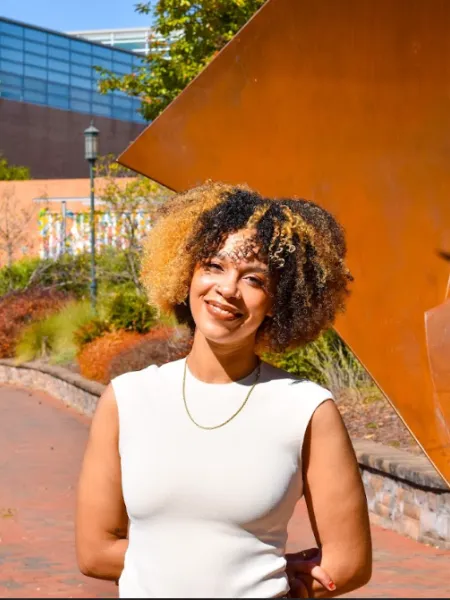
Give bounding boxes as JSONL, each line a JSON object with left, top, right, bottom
{"left": 1, "top": 384, "right": 449, "bottom": 598}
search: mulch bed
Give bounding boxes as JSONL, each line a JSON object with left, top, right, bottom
{"left": 336, "top": 392, "right": 424, "bottom": 456}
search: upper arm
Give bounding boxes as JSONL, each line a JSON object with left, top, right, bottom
{"left": 75, "top": 383, "right": 128, "bottom": 566}
{"left": 302, "top": 399, "right": 372, "bottom": 584}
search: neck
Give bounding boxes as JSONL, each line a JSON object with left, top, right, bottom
{"left": 187, "top": 330, "right": 260, "bottom": 383}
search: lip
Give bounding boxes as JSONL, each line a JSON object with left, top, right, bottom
{"left": 204, "top": 299, "right": 243, "bottom": 320}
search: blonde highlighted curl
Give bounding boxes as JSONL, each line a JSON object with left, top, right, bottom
{"left": 140, "top": 181, "right": 352, "bottom": 353}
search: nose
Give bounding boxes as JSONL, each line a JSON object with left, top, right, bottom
{"left": 217, "top": 273, "right": 241, "bottom": 300}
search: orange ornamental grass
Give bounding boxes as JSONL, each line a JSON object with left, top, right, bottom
{"left": 77, "top": 325, "right": 189, "bottom": 384}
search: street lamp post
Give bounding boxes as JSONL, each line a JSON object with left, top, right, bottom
{"left": 84, "top": 122, "right": 100, "bottom": 312}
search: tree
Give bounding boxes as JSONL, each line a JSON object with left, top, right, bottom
{"left": 0, "top": 185, "right": 36, "bottom": 267}
{"left": 97, "top": 0, "right": 266, "bottom": 121}
{"left": 0, "top": 154, "right": 31, "bottom": 180}
{"left": 94, "top": 155, "right": 173, "bottom": 289}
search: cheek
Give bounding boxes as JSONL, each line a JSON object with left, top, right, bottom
{"left": 189, "top": 272, "right": 213, "bottom": 301}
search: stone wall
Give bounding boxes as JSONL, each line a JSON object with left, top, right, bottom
{"left": 0, "top": 359, "right": 449, "bottom": 548}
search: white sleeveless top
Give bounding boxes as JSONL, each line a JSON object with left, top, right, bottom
{"left": 112, "top": 358, "right": 333, "bottom": 598}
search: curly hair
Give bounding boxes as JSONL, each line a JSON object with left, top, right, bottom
{"left": 140, "top": 181, "right": 352, "bottom": 353}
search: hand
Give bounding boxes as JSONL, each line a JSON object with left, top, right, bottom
{"left": 286, "top": 548, "right": 336, "bottom": 598}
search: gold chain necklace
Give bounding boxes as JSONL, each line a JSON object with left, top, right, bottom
{"left": 182, "top": 359, "right": 261, "bottom": 430}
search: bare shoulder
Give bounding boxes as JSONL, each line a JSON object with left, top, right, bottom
{"left": 88, "top": 383, "right": 119, "bottom": 443}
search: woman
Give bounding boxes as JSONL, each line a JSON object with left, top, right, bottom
{"left": 76, "top": 181, "right": 372, "bottom": 598}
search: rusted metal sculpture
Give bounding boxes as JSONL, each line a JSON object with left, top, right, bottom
{"left": 118, "top": 0, "right": 450, "bottom": 485}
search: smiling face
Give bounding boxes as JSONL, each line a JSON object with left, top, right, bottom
{"left": 188, "top": 229, "right": 274, "bottom": 347}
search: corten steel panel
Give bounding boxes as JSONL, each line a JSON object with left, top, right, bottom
{"left": 118, "top": 0, "right": 450, "bottom": 484}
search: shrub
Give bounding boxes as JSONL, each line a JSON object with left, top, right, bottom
{"left": 0, "top": 248, "right": 145, "bottom": 299}
{"left": 77, "top": 329, "right": 145, "bottom": 383}
{"left": 263, "top": 329, "right": 379, "bottom": 402}
{"left": 0, "top": 288, "right": 70, "bottom": 358}
{"left": 73, "top": 317, "right": 111, "bottom": 349}
{"left": 102, "top": 288, "right": 157, "bottom": 333}
{"left": 15, "top": 299, "right": 94, "bottom": 364}
{"left": 108, "top": 326, "right": 192, "bottom": 380}
{"left": 77, "top": 325, "right": 192, "bottom": 384}
{"left": 0, "top": 257, "right": 42, "bottom": 296}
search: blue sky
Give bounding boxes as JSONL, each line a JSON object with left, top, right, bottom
{"left": 0, "top": 0, "right": 153, "bottom": 32}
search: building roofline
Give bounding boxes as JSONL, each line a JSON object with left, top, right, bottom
{"left": 68, "top": 27, "right": 151, "bottom": 35}
{"left": 0, "top": 15, "right": 138, "bottom": 57}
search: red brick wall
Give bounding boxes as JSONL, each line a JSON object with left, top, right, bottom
{"left": 0, "top": 98, "right": 145, "bottom": 179}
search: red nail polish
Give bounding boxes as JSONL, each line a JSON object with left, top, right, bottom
{"left": 328, "top": 582, "right": 336, "bottom": 591}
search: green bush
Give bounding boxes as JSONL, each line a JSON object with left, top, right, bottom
{"left": 0, "top": 248, "right": 144, "bottom": 299}
{"left": 73, "top": 317, "right": 111, "bottom": 350}
{"left": 263, "top": 329, "right": 379, "bottom": 402}
{"left": 102, "top": 288, "right": 157, "bottom": 333}
{"left": 15, "top": 300, "right": 95, "bottom": 364}
{"left": 0, "top": 257, "right": 42, "bottom": 296}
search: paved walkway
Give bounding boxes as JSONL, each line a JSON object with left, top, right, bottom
{"left": 0, "top": 385, "right": 449, "bottom": 598}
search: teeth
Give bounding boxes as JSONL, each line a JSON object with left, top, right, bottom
{"left": 209, "top": 303, "right": 238, "bottom": 317}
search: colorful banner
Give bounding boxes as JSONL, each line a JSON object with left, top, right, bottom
{"left": 38, "top": 208, "right": 153, "bottom": 259}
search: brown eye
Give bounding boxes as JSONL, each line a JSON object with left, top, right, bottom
{"left": 247, "top": 276, "right": 264, "bottom": 287}
{"left": 205, "top": 262, "right": 223, "bottom": 271}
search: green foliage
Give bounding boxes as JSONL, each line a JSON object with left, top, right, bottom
{"left": 97, "top": 0, "right": 266, "bottom": 121}
{"left": 0, "top": 257, "right": 42, "bottom": 295}
{"left": 264, "top": 329, "right": 379, "bottom": 402}
{"left": 73, "top": 317, "right": 111, "bottom": 350}
{"left": 0, "top": 249, "right": 146, "bottom": 298}
{"left": 0, "top": 154, "right": 31, "bottom": 180}
{"left": 102, "top": 288, "right": 157, "bottom": 334}
{"left": 0, "top": 287, "right": 69, "bottom": 358}
{"left": 15, "top": 300, "right": 95, "bottom": 364}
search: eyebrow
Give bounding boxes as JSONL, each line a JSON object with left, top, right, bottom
{"left": 214, "top": 252, "right": 269, "bottom": 275}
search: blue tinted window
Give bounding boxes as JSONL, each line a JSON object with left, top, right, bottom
{"left": 48, "top": 58, "right": 70, "bottom": 73}
{"left": 24, "top": 28, "right": 47, "bottom": 43}
{"left": 112, "top": 107, "right": 132, "bottom": 121}
{"left": 24, "top": 89, "right": 46, "bottom": 104}
{"left": 24, "top": 64, "right": 47, "bottom": 80}
{"left": 112, "top": 61, "right": 131, "bottom": 75}
{"left": 1, "top": 48, "right": 23, "bottom": 63}
{"left": 24, "top": 40, "right": 46, "bottom": 55}
{"left": 25, "top": 53, "right": 47, "bottom": 68}
{"left": 70, "top": 39, "right": 92, "bottom": 54}
{"left": 92, "top": 91, "right": 111, "bottom": 106}
{"left": 0, "top": 59, "right": 23, "bottom": 75}
{"left": 70, "top": 75, "right": 92, "bottom": 90}
{"left": 70, "top": 87, "right": 90, "bottom": 101}
{"left": 48, "top": 82, "right": 68, "bottom": 96}
{"left": 92, "top": 45, "right": 113, "bottom": 60}
{"left": 1, "top": 34, "right": 23, "bottom": 50}
{"left": 71, "top": 51, "right": 92, "bottom": 67}
{"left": 0, "top": 85, "right": 22, "bottom": 100}
{"left": 92, "top": 103, "right": 112, "bottom": 117}
{"left": 24, "top": 77, "right": 46, "bottom": 92}
{"left": 48, "top": 70, "right": 69, "bottom": 84}
{"left": 0, "top": 21, "right": 23, "bottom": 37}
{"left": 49, "top": 47, "right": 70, "bottom": 61}
{"left": 71, "top": 98, "right": 91, "bottom": 113}
{"left": 0, "top": 71, "right": 22, "bottom": 87}
{"left": 48, "top": 33, "right": 69, "bottom": 49}
{"left": 92, "top": 57, "right": 112, "bottom": 70}
{"left": 132, "top": 55, "right": 144, "bottom": 67}
{"left": 48, "top": 94, "right": 69, "bottom": 110}
{"left": 113, "top": 95, "right": 132, "bottom": 109}
{"left": 116, "top": 54, "right": 133, "bottom": 68}
{"left": 71, "top": 63, "right": 91, "bottom": 78}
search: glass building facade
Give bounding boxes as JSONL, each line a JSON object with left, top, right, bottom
{"left": 0, "top": 17, "right": 145, "bottom": 123}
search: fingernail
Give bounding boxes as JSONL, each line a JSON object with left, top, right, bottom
{"left": 328, "top": 582, "right": 336, "bottom": 591}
